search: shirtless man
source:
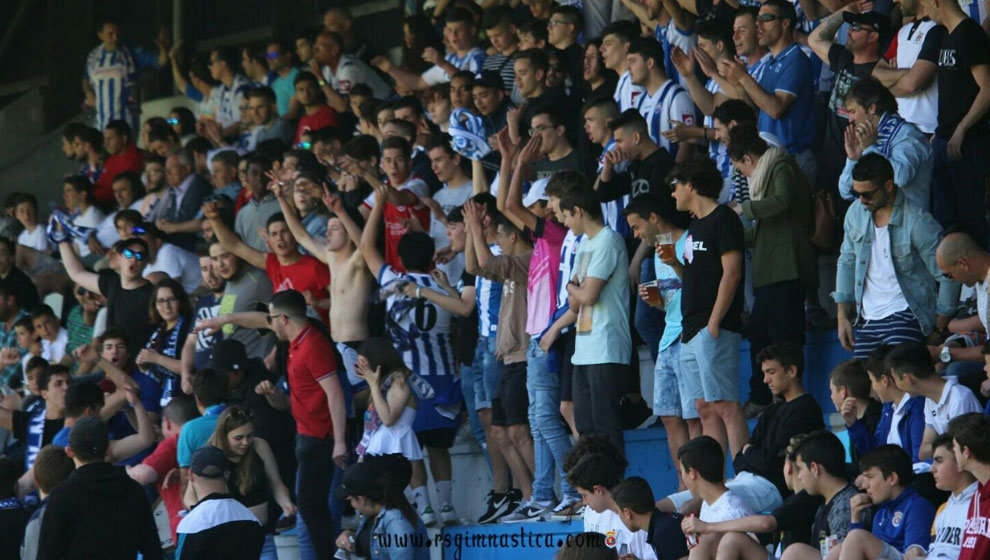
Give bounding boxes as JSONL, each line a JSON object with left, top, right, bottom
{"left": 272, "top": 174, "right": 373, "bottom": 412}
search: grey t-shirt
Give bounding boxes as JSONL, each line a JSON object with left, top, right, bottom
{"left": 235, "top": 194, "right": 281, "bottom": 253}
{"left": 218, "top": 266, "right": 275, "bottom": 359}
{"left": 811, "top": 483, "right": 858, "bottom": 556}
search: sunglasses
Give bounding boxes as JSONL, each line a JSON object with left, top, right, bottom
{"left": 852, "top": 186, "right": 883, "bottom": 201}
{"left": 265, "top": 51, "right": 280, "bottom": 60}
{"left": 849, "top": 24, "right": 877, "bottom": 32}
{"left": 297, "top": 141, "right": 312, "bottom": 150}
{"left": 166, "top": 117, "right": 180, "bottom": 125}
{"left": 757, "top": 13, "right": 783, "bottom": 22}
{"left": 122, "top": 248, "right": 146, "bottom": 261}
{"left": 266, "top": 314, "right": 285, "bottom": 325}
{"left": 130, "top": 225, "right": 147, "bottom": 235}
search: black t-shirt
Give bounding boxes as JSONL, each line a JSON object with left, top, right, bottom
{"left": 771, "top": 490, "right": 823, "bottom": 550}
{"left": 823, "top": 45, "right": 879, "bottom": 160}
{"left": 936, "top": 17, "right": 990, "bottom": 137}
{"left": 98, "top": 270, "right": 154, "bottom": 352}
{"left": 647, "top": 508, "right": 689, "bottom": 560}
{"left": 0, "top": 266, "right": 39, "bottom": 311}
{"left": 597, "top": 149, "right": 687, "bottom": 228}
{"left": 532, "top": 148, "right": 588, "bottom": 180}
{"left": 452, "top": 271, "right": 479, "bottom": 367}
{"left": 681, "top": 205, "right": 746, "bottom": 342}
{"left": 338, "top": 182, "right": 373, "bottom": 215}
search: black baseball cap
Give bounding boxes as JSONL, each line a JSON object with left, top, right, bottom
{"left": 473, "top": 70, "right": 504, "bottom": 91}
{"left": 190, "top": 446, "right": 232, "bottom": 479}
{"left": 69, "top": 417, "right": 109, "bottom": 459}
{"left": 842, "top": 11, "right": 889, "bottom": 40}
{"left": 334, "top": 462, "right": 380, "bottom": 500}
{"left": 208, "top": 339, "right": 247, "bottom": 372}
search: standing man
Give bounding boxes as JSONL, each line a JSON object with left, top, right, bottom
{"left": 97, "top": 120, "right": 144, "bottom": 205}
{"left": 264, "top": 289, "right": 348, "bottom": 560}
{"left": 311, "top": 31, "right": 391, "bottom": 114}
{"left": 601, "top": 21, "right": 645, "bottom": 113}
{"left": 83, "top": 21, "right": 168, "bottom": 131}
{"left": 628, "top": 37, "right": 696, "bottom": 160}
{"left": 266, "top": 40, "right": 300, "bottom": 116}
{"left": 949, "top": 413, "right": 990, "bottom": 560}
{"left": 209, "top": 47, "right": 253, "bottom": 139}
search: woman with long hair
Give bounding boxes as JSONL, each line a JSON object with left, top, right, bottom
{"left": 354, "top": 338, "right": 421, "bottom": 463}
{"left": 207, "top": 406, "right": 297, "bottom": 560}
{"left": 134, "top": 278, "right": 192, "bottom": 406}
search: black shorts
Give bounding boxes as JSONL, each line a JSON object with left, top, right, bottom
{"left": 415, "top": 427, "right": 458, "bottom": 449}
{"left": 554, "top": 329, "right": 577, "bottom": 402}
{"left": 491, "top": 361, "right": 528, "bottom": 427}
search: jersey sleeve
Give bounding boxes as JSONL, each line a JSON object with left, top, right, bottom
{"left": 774, "top": 53, "right": 808, "bottom": 97}
{"left": 378, "top": 263, "right": 401, "bottom": 287}
{"left": 142, "top": 435, "right": 178, "bottom": 478}
{"left": 467, "top": 49, "right": 487, "bottom": 73}
{"left": 670, "top": 89, "right": 697, "bottom": 128}
{"left": 422, "top": 65, "right": 449, "bottom": 86}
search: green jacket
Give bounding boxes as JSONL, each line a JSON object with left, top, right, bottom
{"left": 741, "top": 156, "right": 818, "bottom": 289}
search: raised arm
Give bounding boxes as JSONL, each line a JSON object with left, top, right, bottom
{"left": 109, "top": 388, "right": 156, "bottom": 462}
{"left": 358, "top": 185, "right": 388, "bottom": 276}
{"left": 464, "top": 201, "right": 494, "bottom": 273}
{"left": 203, "top": 201, "right": 267, "bottom": 269}
{"left": 375, "top": 57, "right": 429, "bottom": 92}
{"left": 402, "top": 270, "right": 476, "bottom": 317}
{"left": 808, "top": 8, "right": 846, "bottom": 64}
{"left": 273, "top": 179, "right": 327, "bottom": 262}
{"left": 471, "top": 159, "right": 488, "bottom": 194}
{"left": 620, "top": 0, "right": 657, "bottom": 27}
{"left": 57, "top": 241, "right": 101, "bottom": 294}
{"left": 502, "top": 135, "right": 542, "bottom": 232}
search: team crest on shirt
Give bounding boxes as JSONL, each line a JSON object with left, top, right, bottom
{"left": 681, "top": 114, "right": 695, "bottom": 127}
{"left": 604, "top": 530, "right": 617, "bottom": 548}
{"left": 891, "top": 511, "right": 903, "bottom": 528}
{"left": 630, "top": 90, "right": 643, "bottom": 106}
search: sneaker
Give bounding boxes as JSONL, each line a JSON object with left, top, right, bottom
{"left": 420, "top": 505, "right": 437, "bottom": 527}
{"left": 549, "top": 497, "right": 583, "bottom": 521}
{"left": 440, "top": 504, "right": 459, "bottom": 526}
{"left": 504, "top": 488, "right": 523, "bottom": 512}
{"left": 499, "top": 499, "right": 553, "bottom": 523}
{"left": 477, "top": 491, "right": 511, "bottom": 524}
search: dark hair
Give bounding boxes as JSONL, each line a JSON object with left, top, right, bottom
{"left": 247, "top": 86, "right": 277, "bottom": 105}
{"left": 358, "top": 338, "right": 412, "bottom": 391}
{"left": 14, "top": 315, "right": 34, "bottom": 333}
{"left": 425, "top": 134, "right": 457, "bottom": 158}
{"left": 39, "top": 365, "right": 71, "bottom": 394}
{"left": 150, "top": 278, "right": 193, "bottom": 326}
{"left": 97, "top": 326, "right": 129, "bottom": 350}
{"left": 163, "top": 395, "right": 200, "bottom": 425}
{"left": 610, "top": 477, "right": 655, "bottom": 514}
{"left": 270, "top": 289, "right": 307, "bottom": 319}
{"left": 169, "top": 107, "right": 196, "bottom": 135}
{"left": 865, "top": 344, "right": 895, "bottom": 380}
{"left": 628, "top": 37, "right": 665, "bottom": 70}
{"left": 63, "top": 176, "right": 95, "bottom": 207}
{"left": 265, "top": 212, "right": 288, "bottom": 232}
{"left": 62, "top": 122, "right": 88, "bottom": 141}
{"left": 105, "top": 119, "right": 133, "bottom": 143}
{"left": 829, "top": 359, "right": 871, "bottom": 400}
{"left": 471, "top": 192, "right": 499, "bottom": 219}
{"left": 516, "top": 48, "right": 549, "bottom": 75}
{"left": 559, "top": 184, "right": 603, "bottom": 220}
{"left": 678, "top": 436, "right": 724, "bottom": 483}
{"left": 349, "top": 82, "right": 374, "bottom": 99}
{"left": 551, "top": 5, "right": 584, "bottom": 33}
{"left": 564, "top": 434, "right": 628, "bottom": 486}
{"left": 0, "top": 236, "right": 14, "bottom": 255}
{"left": 846, "top": 78, "right": 897, "bottom": 116}
{"left": 343, "top": 135, "right": 381, "bottom": 163}
{"left": 756, "top": 343, "right": 804, "bottom": 379}
{"left": 33, "top": 445, "right": 74, "bottom": 494}
{"left": 608, "top": 109, "right": 649, "bottom": 138}
{"left": 582, "top": 96, "right": 619, "bottom": 121}
{"left": 482, "top": 5, "right": 515, "bottom": 31}
{"left": 397, "top": 231, "right": 435, "bottom": 272}
{"left": 949, "top": 413, "right": 990, "bottom": 463}
{"left": 566, "top": 452, "right": 626, "bottom": 492}
{"left": 392, "top": 95, "right": 425, "bottom": 118}
{"left": 886, "top": 342, "right": 935, "bottom": 381}
{"left": 601, "top": 20, "right": 639, "bottom": 45}
{"left": 727, "top": 122, "right": 768, "bottom": 161}
{"left": 696, "top": 18, "right": 736, "bottom": 57}
{"left": 712, "top": 99, "right": 757, "bottom": 126}
{"left": 25, "top": 356, "right": 49, "bottom": 373}
{"left": 65, "top": 382, "right": 105, "bottom": 419}
{"left": 147, "top": 123, "right": 179, "bottom": 145}
{"left": 111, "top": 170, "right": 145, "bottom": 201}
{"left": 529, "top": 104, "right": 564, "bottom": 129}
{"left": 384, "top": 118, "right": 417, "bottom": 142}
{"left": 518, "top": 20, "right": 549, "bottom": 44}
{"left": 622, "top": 193, "right": 690, "bottom": 230}
{"left": 545, "top": 171, "right": 586, "bottom": 200}
{"left": 192, "top": 368, "right": 226, "bottom": 407}
{"left": 792, "top": 430, "right": 847, "bottom": 477}
{"left": 860, "top": 444, "right": 914, "bottom": 486}
{"left": 668, "top": 155, "right": 723, "bottom": 200}
{"left": 851, "top": 153, "right": 894, "bottom": 187}
{"left": 445, "top": 6, "right": 475, "bottom": 26}
{"left": 494, "top": 214, "right": 530, "bottom": 245}
{"left": 14, "top": 192, "right": 38, "bottom": 211}
{"left": 186, "top": 136, "right": 212, "bottom": 158}
{"left": 76, "top": 126, "right": 104, "bottom": 151}
{"left": 212, "top": 46, "right": 240, "bottom": 71}
{"left": 762, "top": 0, "right": 798, "bottom": 25}
{"left": 451, "top": 70, "right": 475, "bottom": 86}
{"left": 293, "top": 70, "right": 321, "bottom": 88}
{"left": 212, "top": 150, "right": 241, "bottom": 170}
{"left": 931, "top": 433, "right": 956, "bottom": 456}
{"left": 382, "top": 135, "right": 413, "bottom": 158}
{"left": 29, "top": 304, "right": 58, "bottom": 323}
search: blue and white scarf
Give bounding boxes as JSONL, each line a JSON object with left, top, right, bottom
{"left": 144, "top": 316, "right": 186, "bottom": 407}
{"left": 46, "top": 209, "right": 96, "bottom": 246}
{"left": 449, "top": 108, "right": 492, "bottom": 161}
{"left": 873, "top": 112, "right": 907, "bottom": 159}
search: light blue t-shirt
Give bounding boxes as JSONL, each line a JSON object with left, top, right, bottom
{"left": 271, "top": 67, "right": 300, "bottom": 116}
{"left": 656, "top": 231, "right": 688, "bottom": 352}
{"left": 571, "top": 227, "right": 631, "bottom": 366}
{"left": 176, "top": 404, "right": 225, "bottom": 467}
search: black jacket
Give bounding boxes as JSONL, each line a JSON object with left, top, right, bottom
{"left": 733, "top": 393, "right": 825, "bottom": 496}
{"left": 38, "top": 462, "right": 160, "bottom": 560}
{"left": 176, "top": 493, "right": 264, "bottom": 560}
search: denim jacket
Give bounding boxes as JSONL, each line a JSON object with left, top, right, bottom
{"left": 832, "top": 190, "right": 960, "bottom": 334}
{"left": 838, "top": 112, "right": 933, "bottom": 212}
{"left": 356, "top": 507, "right": 431, "bottom": 560}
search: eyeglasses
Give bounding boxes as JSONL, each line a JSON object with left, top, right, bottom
{"left": 166, "top": 117, "right": 180, "bottom": 125}
{"left": 266, "top": 314, "right": 286, "bottom": 325}
{"left": 529, "top": 125, "right": 554, "bottom": 135}
{"left": 122, "top": 249, "right": 146, "bottom": 261}
{"left": 849, "top": 24, "right": 876, "bottom": 33}
{"left": 297, "top": 141, "right": 312, "bottom": 149}
{"left": 757, "top": 13, "right": 783, "bottom": 22}
{"left": 156, "top": 296, "right": 178, "bottom": 305}
{"left": 852, "top": 186, "right": 883, "bottom": 201}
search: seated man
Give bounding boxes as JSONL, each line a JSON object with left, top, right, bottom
{"left": 836, "top": 445, "right": 935, "bottom": 560}
{"left": 948, "top": 413, "right": 990, "bottom": 560}
{"left": 612, "top": 477, "right": 689, "bottom": 560}
{"left": 907, "top": 433, "right": 976, "bottom": 560}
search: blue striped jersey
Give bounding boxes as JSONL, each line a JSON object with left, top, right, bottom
{"left": 422, "top": 48, "right": 487, "bottom": 86}
{"left": 637, "top": 79, "right": 696, "bottom": 156}
{"left": 476, "top": 243, "right": 503, "bottom": 336}
{"left": 705, "top": 78, "right": 733, "bottom": 181}
{"left": 613, "top": 70, "right": 646, "bottom": 112}
{"left": 379, "top": 264, "right": 456, "bottom": 379}
{"left": 654, "top": 23, "right": 697, "bottom": 87}
{"left": 86, "top": 45, "right": 157, "bottom": 130}
{"left": 598, "top": 138, "right": 630, "bottom": 238}
{"left": 216, "top": 74, "right": 253, "bottom": 129}
{"left": 963, "top": 0, "right": 989, "bottom": 25}
{"left": 551, "top": 230, "right": 584, "bottom": 333}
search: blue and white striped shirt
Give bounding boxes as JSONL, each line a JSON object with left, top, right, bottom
{"left": 551, "top": 230, "right": 584, "bottom": 334}
{"left": 476, "top": 244, "right": 503, "bottom": 336}
{"left": 422, "top": 48, "right": 487, "bottom": 86}
{"left": 216, "top": 74, "right": 253, "bottom": 129}
{"left": 598, "top": 139, "right": 631, "bottom": 238}
{"left": 380, "top": 265, "right": 456, "bottom": 379}
{"left": 86, "top": 45, "right": 158, "bottom": 130}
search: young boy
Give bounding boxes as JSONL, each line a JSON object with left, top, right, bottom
{"left": 781, "top": 430, "right": 858, "bottom": 560}
{"left": 612, "top": 476, "right": 689, "bottom": 560}
{"left": 888, "top": 342, "right": 981, "bottom": 460}
{"left": 830, "top": 359, "right": 882, "bottom": 458}
{"left": 14, "top": 194, "right": 50, "bottom": 253}
{"left": 565, "top": 434, "right": 658, "bottom": 560}
{"left": 848, "top": 345, "right": 926, "bottom": 463}
{"left": 21, "top": 445, "right": 75, "bottom": 560}
{"left": 837, "top": 445, "right": 935, "bottom": 559}
{"left": 948, "top": 413, "right": 990, "bottom": 560}
{"left": 30, "top": 306, "right": 69, "bottom": 366}
{"left": 677, "top": 436, "right": 755, "bottom": 559}
{"left": 0, "top": 366, "right": 69, "bottom": 492}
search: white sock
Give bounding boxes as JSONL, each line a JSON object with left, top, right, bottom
{"left": 412, "top": 485, "right": 431, "bottom": 511}
{"left": 436, "top": 480, "right": 452, "bottom": 507}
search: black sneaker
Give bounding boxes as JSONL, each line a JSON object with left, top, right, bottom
{"left": 504, "top": 488, "right": 523, "bottom": 512}
{"left": 477, "top": 488, "right": 520, "bottom": 524}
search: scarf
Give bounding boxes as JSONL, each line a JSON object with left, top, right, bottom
{"left": 449, "top": 108, "right": 492, "bottom": 161}
{"left": 874, "top": 112, "right": 907, "bottom": 159}
{"left": 46, "top": 209, "right": 96, "bottom": 247}
{"left": 747, "top": 146, "right": 788, "bottom": 202}
{"left": 145, "top": 316, "right": 185, "bottom": 407}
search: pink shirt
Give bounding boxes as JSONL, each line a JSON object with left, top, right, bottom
{"left": 526, "top": 218, "right": 567, "bottom": 335}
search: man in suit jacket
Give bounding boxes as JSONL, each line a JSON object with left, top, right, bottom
{"left": 159, "top": 149, "right": 212, "bottom": 250}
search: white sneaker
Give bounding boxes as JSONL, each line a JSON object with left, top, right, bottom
{"left": 439, "top": 504, "right": 459, "bottom": 526}
{"left": 549, "top": 497, "right": 583, "bottom": 520}
{"left": 499, "top": 499, "right": 553, "bottom": 523}
{"left": 420, "top": 505, "right": 437, "bottom": 527}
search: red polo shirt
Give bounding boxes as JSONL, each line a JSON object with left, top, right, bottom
{"left": 265, "top": 253, "right": 331, "bottom": 324}
{"left": 95, "top": 144, "right": 144, "bottom": 204}
{"left": 287, "top": 325, "right": 338, "bottom": 438}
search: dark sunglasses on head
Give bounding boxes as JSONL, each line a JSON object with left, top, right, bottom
{"left": 166, "top": 117, "right": 180, "bottom": 125}
{"left": 122, "top": 248, "right": 146, "bottom": 261}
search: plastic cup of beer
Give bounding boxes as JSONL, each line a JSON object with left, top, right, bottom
{"left": 642, "top": 280, "right": 661, "bottom": 307}
{"left": 655, "top": 232, "right": 675, "bottom": 261}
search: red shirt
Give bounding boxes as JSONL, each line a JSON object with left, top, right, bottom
{"left": 141, "top": 433, "right": 181, "bottom": 544}
{"left": 361, "top": 177, "right": 431, "bottom": 273}
{"left": 287, "top": 325, "right": 338, "bottom": 438}
{"left": 265, "top": 253, "right": 331, "bottom": 324}
{"left": 95, "top": 144, "right": 144, "bottom": 204}
{"left": 294, "top": 105, "right": 339, "bottom": 144}
{"left": 961, "top": 480, "right": 990, "bottom": 560}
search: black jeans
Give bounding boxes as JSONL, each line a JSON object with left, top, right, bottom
{"left": 573, "top": 362, "right": 624, "bottom": 448}
{"left": 295, "top": 434, "right": 333, "bottom": 559}
{"left": 747, "top": 280, "right": 806, "bottom": 405}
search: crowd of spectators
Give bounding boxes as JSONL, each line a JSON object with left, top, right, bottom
{"left": 2, "top": 0, "right": 990, "bottom": 558}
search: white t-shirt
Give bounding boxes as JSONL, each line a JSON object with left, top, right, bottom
{"left": 144, "top": 242, "right": 202, "bottom": 294}
{"left": 321, "top": 55, "right": 391, "bottom": 99}
{"left": 700, "top": 489, "right": 754, "bottom": 523}
{"left": 73, "top": 205, "right": 106, "bottom": 258}
{"left": 928, "top": 482, "right": 978, "bottom": 560}
{"left": 924, "top": 376, "right": 982, "bottom": 434}
{"left": 893, "top": 20, "right": 940, "bottom": 134}
{"left": 18, "top": 225, "right": 50, "bottom": 252}
{"left": 41, "top": 327, "right": 69, "bottom": 364}
{"left": 428, "top": 182, "right": 473, "bottom": 249}
{"left": 95, "top": 201, "right": 143, "bottom": 248}
{"left": 582, "top": 508, "right": 658, "bottom": 560}
{"left": 861, "top": 225, "right": 910, "bottom": 320}
{"left": 614, "top": 70, "right": 646, "bottom": 113}
{"left": 637, "top": 79, "right": 696, "bottom": 154}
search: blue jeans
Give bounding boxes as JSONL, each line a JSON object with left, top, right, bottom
{"left": 526, "top": 338, "right": 577, "bottom": 502}
{"left": 460, "top": 361, "right": 489, "bottom": 453}
{"left": 295, "top": 434, "right": 333, "bottom": 560}
{"left": 261, "top": 533, "right": 277, "bottom": 560}
{"left": 635, "top": 258, "right": 664, "bottom": 363}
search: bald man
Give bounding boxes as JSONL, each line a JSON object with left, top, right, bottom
{"left": 934, "top": 231, "right": 990, "bottom": 371}
{"left": 323, "top": 7, "right": 372, "bottom": 61}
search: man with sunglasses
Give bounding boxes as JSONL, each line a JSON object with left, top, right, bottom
{"left": 58, "top": 234, "right": 154, "bottom": 353}
{"left": 833, "top": 154, "right": 959, "bottom": 361}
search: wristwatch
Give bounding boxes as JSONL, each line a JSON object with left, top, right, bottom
{"left": 940, "top": 345, "right": 952, "bottom": 363}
